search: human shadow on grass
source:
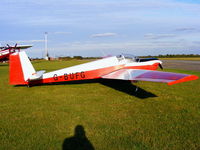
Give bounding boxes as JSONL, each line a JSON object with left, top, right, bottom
{"left": 62, "top": 125, "right": 95, "bottom": 150}
{"left": 15, "top": 79, "right": 157, "bottom": 99}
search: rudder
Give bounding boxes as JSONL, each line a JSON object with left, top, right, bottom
{"left": 9, "top": 51, "right": 35, "bottom": 85}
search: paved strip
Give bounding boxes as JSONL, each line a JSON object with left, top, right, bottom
{"left": 162, "top": 60, "right": 200, "bottom": 71}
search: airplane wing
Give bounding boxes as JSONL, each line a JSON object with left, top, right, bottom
{"left": 102, "top": 69, "right": 198, "bottom": 85}
{"left": 15, "top": 45, "right": 32, "bottom": 49}
{"left": 0, "top": 45, "right": 32, "bottom": 49}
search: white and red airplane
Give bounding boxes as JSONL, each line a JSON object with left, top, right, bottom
{"left": 0, "top": 44, "right": 32, "bottom": 62}
{"left": 9, "top": 51, "right": 198, "bottom": 87}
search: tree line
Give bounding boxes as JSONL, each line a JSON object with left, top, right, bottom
{"left": 31, "top": 54, "right": 200, "bottom": 60}
{"left": 141, "top": 54, "right": 200, "bottom": 58}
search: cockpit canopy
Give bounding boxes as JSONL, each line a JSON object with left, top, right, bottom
{"left": 117, "top": 54, "right": 158, "bottom": 62}
{"left": 117, "top": 54, "right": 140, "bottom": 62}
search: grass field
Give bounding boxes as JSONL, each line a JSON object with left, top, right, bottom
{"left": 0, "top": 60, "right": 200, "bottom": 150}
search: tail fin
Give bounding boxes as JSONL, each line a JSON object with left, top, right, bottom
{"left": 9, "top": 51, "right": 36, "bottom": 85}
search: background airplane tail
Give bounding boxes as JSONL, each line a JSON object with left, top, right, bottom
{"left": 9, "top": 51, "right": 36, "bottom": 85}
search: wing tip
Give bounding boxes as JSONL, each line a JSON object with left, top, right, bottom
{"left": 168, "top": 75, "right": 199, "bottom": 85}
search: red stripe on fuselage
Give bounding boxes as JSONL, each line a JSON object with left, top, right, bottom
{"left": 28, "top": 64, "right": 125, "bottom": 85}
{"left": 24, "top": 62, "right": 161, "bottom": 85}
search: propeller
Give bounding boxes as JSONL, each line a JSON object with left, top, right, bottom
{"left": 6, "top": 43, "right": 18, "bottom": 52}
{"left": 14, "top": 43, "right": 17, "bottom": 48}
{"left": 14, "top": 43, "right": 18, "bottom": 51}
{"left": 159, "top": 63, "right": 163, "bottom": 70}
{"left": 6, "top": 44, "right": 12, "bottom": 52}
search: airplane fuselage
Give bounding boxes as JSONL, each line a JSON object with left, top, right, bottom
{"left": 0, "top": 49, "right": 11, "bottom": 61}
{"left": 9, "top": 51, "right": 198, "bottom": 86}
{"left": 28, "top": 55, "right": 161, "bottom": 85}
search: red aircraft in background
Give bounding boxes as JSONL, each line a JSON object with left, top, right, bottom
{"left": 0, "top": 44, "right": 32, "bottom": 62}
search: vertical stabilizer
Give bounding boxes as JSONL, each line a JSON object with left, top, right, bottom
{"left": 9, "top": 51, "right": 35, "bottom": 85}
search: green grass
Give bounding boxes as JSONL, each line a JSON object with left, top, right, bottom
{"left": 0, "top": 61, "right": 200, "bottom": 150}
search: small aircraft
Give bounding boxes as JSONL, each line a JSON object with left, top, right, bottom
{"left": 9, "top": 51, "right": 198, "bottom": 87}
{"left": 0, "top": 44, "right": 32, "bottom": 62}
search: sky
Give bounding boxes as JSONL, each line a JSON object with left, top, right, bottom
{"left": 0, "top": 0, "right": 200, "bottom": 58}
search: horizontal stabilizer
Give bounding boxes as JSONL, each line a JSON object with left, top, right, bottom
{"left": 29, "top": 70, "right": 46, "bottom": 81}
{"left": 102, "top": 69, "right": 198, "bottom": 85}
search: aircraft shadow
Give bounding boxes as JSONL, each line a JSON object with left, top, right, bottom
{"left": 62, "top": 125, "right": 95, "bottom": 150}
{"left": 17, "top": 79, "right": 157, "bottom": 99}
{"left": 99, "top": 79, "right": 157, "bottom": 99}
